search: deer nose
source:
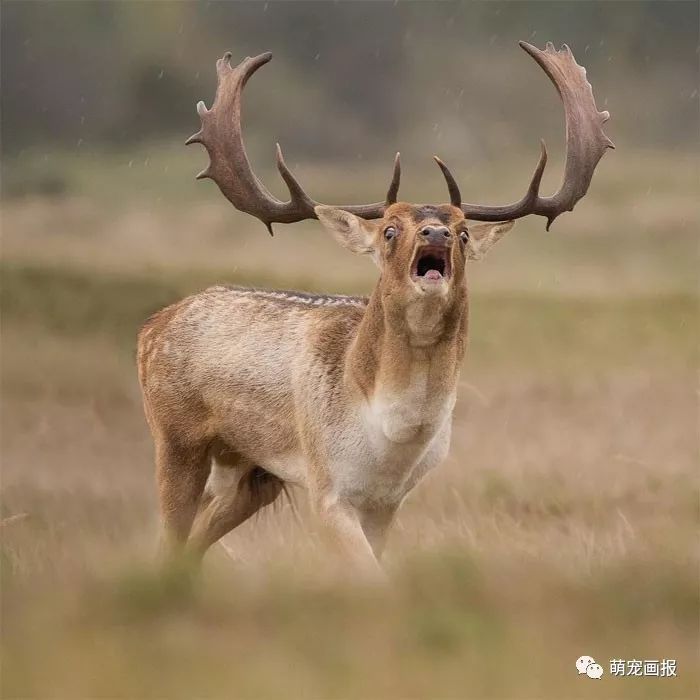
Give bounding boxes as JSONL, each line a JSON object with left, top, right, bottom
{"left": 420, "top": 225, "right": 451, "bottom": 244}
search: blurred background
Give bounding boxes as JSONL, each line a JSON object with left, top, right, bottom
{"left": 2, "top": 2, "right": 698, "bottom": 698}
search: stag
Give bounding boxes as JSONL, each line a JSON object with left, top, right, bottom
{"left": 138, "top": 42, "right": 612, "bottom": 577}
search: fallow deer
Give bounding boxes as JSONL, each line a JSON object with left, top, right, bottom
{"left": 137, "top": 42, "right": 613, "bottom": 578}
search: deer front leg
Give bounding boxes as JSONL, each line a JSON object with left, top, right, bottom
{"left": 315, "top": 492, "right": 387, "bottom": 582}
{"left": 360, "top": 505, "right": 399, "bottom": 560}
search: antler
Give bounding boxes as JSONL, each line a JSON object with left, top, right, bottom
{"left": 435, "top": 41, "right": 614, "bottom": 229}
{"left": 187, "top": 52, "right": 401, "bottom": 234}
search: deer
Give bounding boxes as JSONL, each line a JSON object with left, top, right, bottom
{"left": 137, "top": 42, "right": 613, "bottom": 579}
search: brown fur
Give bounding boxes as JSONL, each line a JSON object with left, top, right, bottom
{"left": 137, "top": 203, "right": 514, "bottom": 578}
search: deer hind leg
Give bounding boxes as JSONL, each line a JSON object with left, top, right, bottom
{"left": 187, "top": 462, "right": 284, "bottom": 560}
{"left": 155, "top": 437, "right": 211, "bottom": 560}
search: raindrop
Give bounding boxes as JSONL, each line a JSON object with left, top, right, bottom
{"left": 314, "top": 53, "right": 320, "bottom": 61}
{"left": 584, "top": 45, "right": 590, "bottom": 54}
{"left": 128, "top": 160, "right": 134, "bottom": 168}
{"left": 77, "top": 138, "right": 83, "bottom": 148}
{"left": 158, "top": 69, "right": 164, "bottom": 79}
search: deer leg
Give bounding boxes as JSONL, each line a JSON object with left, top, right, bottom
{"left": 155, "top": 438, "right": 211, "bottom": 560}
{"left": 188, "top": 466, "right": 283, "bottom": 559}
{"left": 315, "top": 493, "right": 386, "bottom": 582}
{"left": 360, "top": 505, "right": 399, "bottom": 561}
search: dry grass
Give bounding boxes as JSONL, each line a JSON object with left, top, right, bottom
{"left": 1, "top": 148, "right": 698, "bottom": 698}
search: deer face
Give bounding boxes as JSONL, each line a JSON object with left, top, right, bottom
{"left": 315, "top": 203, "right": 514, "bottom": 304}
{"left": 384, "top": 203, "right": 465, "bottom": 298}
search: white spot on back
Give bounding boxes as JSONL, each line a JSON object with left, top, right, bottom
{"left": 204, "top": 285, "right": 368, "bottom": 309}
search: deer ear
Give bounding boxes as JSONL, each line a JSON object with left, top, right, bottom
{"left": 466, "top": 220, "right": 515, "bottom": 260}
{"left": 315, "top": 206, "right": 377, "bottom": 255}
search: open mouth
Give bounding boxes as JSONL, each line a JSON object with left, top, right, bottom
{"left": 411, "top": 246, "right": 451, "bottom": 283}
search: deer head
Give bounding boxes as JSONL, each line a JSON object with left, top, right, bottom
{"left": 314, "top": 202, "right": 514, "bottom": 306}
{"left": 186, "top": 42, "right": 613, "bottom": 322}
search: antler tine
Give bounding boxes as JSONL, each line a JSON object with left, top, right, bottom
{"left": 275, "top": 143, "right": 315, "bottom": 208}
{"left": 433, "top": 156, "right": 461, "bottom": 207}
{"left": 187, "top": 51, "right": 391, "bottom": 231}
{"left": 459, "top": 42, "right": 613, "bottom": 229}
{"left": 272, "top": 142, "right": 318, "bottom": 235}
{"left": 385, "top": 152, "right": 401, "bottom": 206}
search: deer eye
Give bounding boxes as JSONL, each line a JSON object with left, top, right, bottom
{"left": 384, "top": 226, "right": 397, "bottom": 241}
{"left": 459, "top": 230, "right": 469, "bottom": 244}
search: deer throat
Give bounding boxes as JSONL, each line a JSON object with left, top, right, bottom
{"left": 402, "top": 295, "right": 451, "bottom": 346}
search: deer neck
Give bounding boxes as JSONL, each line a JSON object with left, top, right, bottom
{"left": 346, "top": 279, "right": 468, "bottom": 427}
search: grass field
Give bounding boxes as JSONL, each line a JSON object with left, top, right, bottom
{"left": 1, "top": 147, "right": 698, "bottom": 698}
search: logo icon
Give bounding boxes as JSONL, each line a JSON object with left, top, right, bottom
{"left": 587, "top": 663, "right": 604, "bottom": 679}
{"left": 576, "top": 656, "right": 604, "bottom": 679}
